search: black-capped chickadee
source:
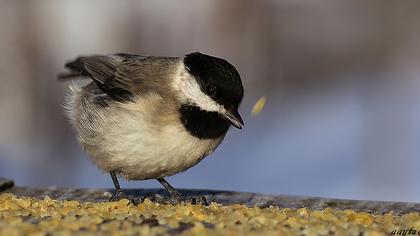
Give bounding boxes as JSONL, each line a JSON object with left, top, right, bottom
{"left": 59, "top": 52, "right": 244, "bottom": 204}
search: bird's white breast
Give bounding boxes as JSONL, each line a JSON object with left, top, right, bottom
{"left": 67, "top": 85, "right": 224, "bottom": 180}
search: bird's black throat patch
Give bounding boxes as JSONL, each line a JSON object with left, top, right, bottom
{"left": 179, "top": 104, "right": 230, "bottom": 139}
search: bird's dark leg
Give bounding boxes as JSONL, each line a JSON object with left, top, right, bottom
{"left": 109, "top": 171, "right": 144, "bottom": 204}
{"left": 109, "top": 171, "right": 129, "bottom": 202}
{"left": 156, "top": 178, "right": 208, "bottom": 205}
{"left": 157, "top": 178, "right": 183, "bottom": 202}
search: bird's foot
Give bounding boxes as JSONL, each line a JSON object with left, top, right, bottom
{"left": 146, "top": 192, "right": 184, "bottom": 204}
{"left": 109, "top": 190, "right": 128, "bottom": 202}
{"left": 140, "top": 191, "right": 208, "bottom": 206}
{"left": 138, "top": 192, "right": 185, "bottom": 205}
{"left": 168, "top": 192, "right": 184, "bottom": 204}
{"left": 109, "top": 190, "right": 144, "bottom": 205}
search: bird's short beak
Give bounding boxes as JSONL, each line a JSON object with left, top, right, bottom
{"left": 223, "top": 108, "right": 244, "bottom": 129}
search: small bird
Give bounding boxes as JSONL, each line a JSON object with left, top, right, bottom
{"left": 59, "top": 52, "right": 244, "bottom": 203}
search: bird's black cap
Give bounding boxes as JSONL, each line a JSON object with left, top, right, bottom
{"left": 184, "top": 52, "right": 244, "bottom": 110}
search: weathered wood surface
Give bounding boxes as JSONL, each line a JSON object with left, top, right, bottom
{"left": 2, "top": 177, "right": 420, "bottom": 215}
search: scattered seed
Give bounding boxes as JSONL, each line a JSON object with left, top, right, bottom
{"left": 0, "top": 193, "right": 413, "bottom": 235}
{"left": 251, "top": 96, "right": 266, "bottom": 116}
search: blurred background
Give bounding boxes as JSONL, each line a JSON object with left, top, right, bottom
{"left": 1, "top": 0, "right": 420, "bottom": 202}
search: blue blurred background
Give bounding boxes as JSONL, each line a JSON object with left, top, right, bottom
{"left": 1, "top": 0, "right": 420, "bottom": 202}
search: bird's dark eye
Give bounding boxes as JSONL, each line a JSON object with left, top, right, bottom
{"left": 205, "top": 85, "right": 216, "bottom": 96}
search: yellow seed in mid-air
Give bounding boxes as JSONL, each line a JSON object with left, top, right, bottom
{"left": 251, "top": 96, "right": 266, "bottom": 116}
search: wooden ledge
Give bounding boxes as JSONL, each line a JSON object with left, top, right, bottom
{"left": 1, "top": 177, "right": 419, "bottom": 215}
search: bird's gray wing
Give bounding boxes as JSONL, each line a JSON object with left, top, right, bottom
{"left": 58, "top": 53, "right": 147, "bottom": 102}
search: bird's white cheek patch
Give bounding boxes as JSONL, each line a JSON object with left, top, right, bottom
{"left": 173, "top": 64, "right": 225, "bottom": 113}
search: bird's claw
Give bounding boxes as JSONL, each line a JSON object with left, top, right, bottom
{"left": 168, "top": 192, "right": 184, "bottom": 204}
{"left": 109, "top": 190, "right": 128, "bottom": 202}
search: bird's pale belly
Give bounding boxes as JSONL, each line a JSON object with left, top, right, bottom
{"left": 79, "top": 113, "right": 225, "bottom": 180}
{"left": 85, "top": 127, "right": 223, "bottom": 180}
